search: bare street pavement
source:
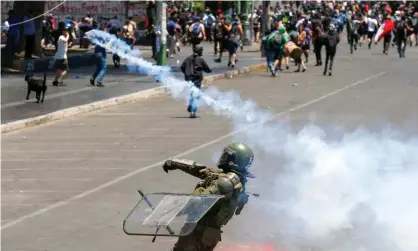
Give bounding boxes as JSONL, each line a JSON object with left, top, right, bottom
{"left": 2, "top": 43, "right": 418, "bottom": 251}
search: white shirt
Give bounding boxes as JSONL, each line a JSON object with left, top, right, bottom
{"left": 367, "top": 18, "right": 378, "bottom": 32}
{"left": 54, "top": 34, "right": 69, "bottom": 59}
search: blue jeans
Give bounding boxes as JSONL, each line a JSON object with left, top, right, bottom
{"left": 266, "top": 49, "right": 282, "bottom": 73}
{"left": 92, "top": 53, "right": 107, "bottom": 84}
{"left": 188, "top": 82, "right": 202, "bottom": 113}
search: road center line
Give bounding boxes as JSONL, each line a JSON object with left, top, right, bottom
{"left": 0, "top": 71, "right": 386, "bottom": 230}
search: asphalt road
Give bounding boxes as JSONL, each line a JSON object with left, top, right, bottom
{"left": 1, "top": 42, "right": 263, "bottom": 124}
{"left": 2, "top": 43, "right": 418, "bottom": 251}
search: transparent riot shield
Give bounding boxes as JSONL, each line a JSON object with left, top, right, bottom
{"left": 123, "top": 190, "right": 224, "bottom": 239}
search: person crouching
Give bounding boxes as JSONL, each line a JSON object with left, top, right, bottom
{"left": 181, "top": 45, "right": 212, "bottom": 118}
{"left": 284, "top": 41, "right": 307, "bottom": 72}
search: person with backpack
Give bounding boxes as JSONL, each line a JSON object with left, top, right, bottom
{"left": 188, "top": 17, "right": 206, "bottom": 50}
{"left": 296, "top": 22, "right": 311, "bottom": 63}
{"left": 213, "top": 17, "right": 223, "bottom": 55}
{"left": 215, "top": 15, "right": 242, "bottom": 68}
{"left": 228, "top": 14, "right": 243, "bottom": 67}
{"left": 203, "top": 8, "right": 215, "bottom": 42}
{"left": 263, "top": 25, "right": 288, "bottom": 77}
{"left": 180, "top": 45, "right": 212, "bottom": 119}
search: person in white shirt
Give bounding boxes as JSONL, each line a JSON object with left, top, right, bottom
{"left": 366, "top": 15, "right": 378, "bottom": 49}
{"left": 52, "top": 27, "right": 70, "bottom": 86}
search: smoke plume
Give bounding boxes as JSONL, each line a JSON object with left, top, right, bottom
{"left": 86, "top": 30, "right": 418, "bottom": 251}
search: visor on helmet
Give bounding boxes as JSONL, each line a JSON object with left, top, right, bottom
{"left": 217, "top": 149, "right": 255, "bottom": 179}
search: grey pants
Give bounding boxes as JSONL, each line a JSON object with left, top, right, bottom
{"left": 167, "top": 35, "right": 176, "bottom": 57}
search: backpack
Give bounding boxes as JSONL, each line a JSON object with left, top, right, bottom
{"left": 214, "top": 22, "right": 223, "bottom": 40}
{"left": 229, "top": 22, "right": 241, "bottom": 44}
{"left": 267, "top": 32, "right": 283, "bottom": 49}
{"left": 191, "top": 23, "right": 201, "bottom": 37}
{"left": 351, "top": 20, "right": 359, "bottom": 34}
{"left": 253, "top": 16, "right": 259, "bottom": 26}
{"left": 395, "top": 21, "right": 405, "bottom": 34}
{"left": 206, "top": 15, "right": 214, "bottom": 27}
{"left": 167, "top": 21, "right": 176, "bottom": 35}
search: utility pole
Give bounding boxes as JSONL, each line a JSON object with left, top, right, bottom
{"left": 260, "top": 0, "right": 269, "bottom": 38}
{"left": 242, "top": 0, "right": 251, "bottom": 46}
{"left": 156, "top": 0, "right": 167, "bottom": 65}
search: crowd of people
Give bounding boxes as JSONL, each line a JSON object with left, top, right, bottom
{"left": 2, "top": 2, "right": 417, "bottom": 96}
{"left": 257, "top": 1, "right": 418, "bottom": 76}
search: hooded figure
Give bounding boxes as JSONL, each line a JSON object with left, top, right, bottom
{"left": 181, "top": 44, "right": 212, "bottom": 118}
{"left": 323, "top": 23, "right": 340, "bottom": 76}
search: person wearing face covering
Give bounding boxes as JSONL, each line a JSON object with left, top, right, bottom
{"left": 181, "top": 45, "right": 212, "bottom": 118}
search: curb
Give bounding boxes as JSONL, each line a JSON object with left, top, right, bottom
{"left": 1, "top": 63, "right": 266, "bottom": 134}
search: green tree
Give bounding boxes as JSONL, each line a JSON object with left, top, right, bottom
{"left": 192, "top": 1, "right": 205, "bottom": 12}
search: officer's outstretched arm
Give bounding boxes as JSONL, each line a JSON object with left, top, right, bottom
{"left": 162, "top": 159, "right": 209, "bottom": 179}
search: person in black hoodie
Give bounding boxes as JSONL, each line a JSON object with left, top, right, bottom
{"left": 181, "top": 44, "right": 212, "bottom": 118}
{"left": 323, "top": 23, "right": 340, "bottom": 76}
{"left": 311, "top": 12, "right": 325, "bottom": 66}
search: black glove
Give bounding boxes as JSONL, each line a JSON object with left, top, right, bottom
{"left": 162, "top": 160, "right": 176, "bottom": 173}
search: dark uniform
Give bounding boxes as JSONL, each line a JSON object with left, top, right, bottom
{"left": 163, "top": 142, "right": 255, "bottom": 251}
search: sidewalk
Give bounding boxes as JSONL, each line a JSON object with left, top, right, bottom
{"left": 1, "top": 42, "right": 264, "bottom": 124}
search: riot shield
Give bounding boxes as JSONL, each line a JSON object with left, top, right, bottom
{"left": 123, "top": 191, "right": 224, "bottom": 238}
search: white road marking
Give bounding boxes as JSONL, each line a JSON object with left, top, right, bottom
{"left": 2, "top": 204, "right": 47, "bottom": 207}
{"left": 0, "top": 71, "right": 386, "bottom": 230}
{"left": 2, "top": 190, "right": 85, "bottom": 193}
{"left": 2, "top": 158, "right": 150, "bottom": 162}
{"left": 1, "top": 167, "right": 133, "bottom": 171}
{"left": 4, "top": 134, "right": 214, "bottom": 140}
{"left": 2, "top": 178, "right": 91, "bottom": 182}
{"left": 1, "top": 149, "right": 155, "bottom": 153}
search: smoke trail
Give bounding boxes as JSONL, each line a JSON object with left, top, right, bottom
{"left": 86, "top": 30, "right": 418, "bottom": 251}
{"left": 85, "top": 30, "right": 271, "bottom": 125}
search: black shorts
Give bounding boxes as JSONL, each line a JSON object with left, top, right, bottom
{"left": 54, "top": 59, "right": 68, "bottom": 71}
{"left": 301, "top": 44, "right": 310, "bottom": 51}
{"left": 190, "top": 37, "right": 202, "bottom": 45}
{"left": 367, "top": 31, "right": 374, "bottom": 39}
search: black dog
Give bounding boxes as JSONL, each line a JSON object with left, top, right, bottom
{"left": 25, "top": 72, "right": 47, "bottom": 103}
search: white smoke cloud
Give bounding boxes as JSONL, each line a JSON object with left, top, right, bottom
{"left": 235, "top": 122, "right": 418, "bottom": 251}
{"left": 86, "top": 30, "right": 418, "bottom": 251}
